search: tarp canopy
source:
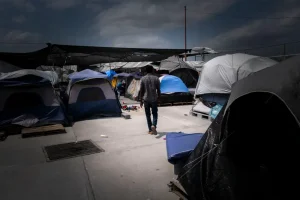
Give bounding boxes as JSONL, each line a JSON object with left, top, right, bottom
{"left": 0, "top": 69, "right": 58, "bottom": 86}
{"left": 0, "top": 44, "right": 190, "bottom": 69}
{"left": 47, "top": 44, "right": 190, "bottom": 66}
{"left": 179, "top": 55, "right": 300, "bottom": 200}
{"left": 195, "top": 53, "right": 278, "bottom": 96}
{"left": 179, "top": 47, "right": 218, "bottom": 57}
{"left": 69, "top": 69, "right": 107, "bottom": 83}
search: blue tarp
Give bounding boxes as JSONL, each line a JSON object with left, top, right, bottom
{"left": 105, "top": 70, "right": 117, "bottom": 81}
{"left": 0, "top": 106, "right": 66, "bottom": 127}
{"left": 210, "top": 104, "right": 223, "bottom": 120}
{"left": 69, "top": 69, "right": 108, "bottom": 83}
{"left": 160, "top": 75, "right": 189, "bottom": 94}
{"left": 68, "top": 100, "right": 122, "bottom": 121}
{"left": 166, "top": 132, "right": 205, "bottom": 164}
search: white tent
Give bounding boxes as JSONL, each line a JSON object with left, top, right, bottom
{"left": 195, "top": 53, "right": 278, "bottom": 96}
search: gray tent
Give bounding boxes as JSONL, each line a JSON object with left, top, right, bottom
{"left": 179, "top": 55, "right": 300, "bottom": 200}
{"left": 160, "top": 56, "right": 199, "bottom": 88}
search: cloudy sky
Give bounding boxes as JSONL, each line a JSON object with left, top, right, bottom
{"left": 0, "top": 0, "right": 300, "bottom": 54}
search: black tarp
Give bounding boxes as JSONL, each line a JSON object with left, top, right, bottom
{"left": 178, "top": 55, "right": 300, "bottom": 200}
{"left": 0, "top": 44, "right": 190, "bottom": 69}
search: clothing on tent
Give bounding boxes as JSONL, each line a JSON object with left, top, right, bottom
{"left": 105, "top": 70, "right": 117, "bottom": 81}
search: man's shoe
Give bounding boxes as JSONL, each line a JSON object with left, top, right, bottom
{"left": 151, "top": 125, "right": 157, "bottom": 135}
{"left": 148, "top": 131, "right": 153, "bottom": 135}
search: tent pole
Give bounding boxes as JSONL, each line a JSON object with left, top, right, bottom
{"left": 184, "top": 6, "right": 187, "bottom": 61}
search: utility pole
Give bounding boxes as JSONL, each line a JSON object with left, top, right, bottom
{"left": 184, "top": 6, "right": 187, "bottom": 61}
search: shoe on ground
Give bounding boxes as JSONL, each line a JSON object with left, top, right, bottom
{"left": 148, "top": 131, "right": 153, "bottom": 135}
{"left": 151, "top": 125, "right": 157, "bottom": 135}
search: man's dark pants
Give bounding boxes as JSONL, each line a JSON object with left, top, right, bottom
{"left": 144, "top": 101, "right": 158, "bottom": 131}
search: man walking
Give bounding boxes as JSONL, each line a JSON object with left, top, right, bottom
{"left": 139, "top": 65, "right": 161, "bottom": 135}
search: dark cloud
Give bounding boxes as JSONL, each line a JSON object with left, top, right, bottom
{"left": 92, "top": 0, "right": 236, "bottom": 48}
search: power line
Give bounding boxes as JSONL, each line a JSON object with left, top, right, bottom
{"left": 186, "top": 9, "right": 300, "bottom": 20}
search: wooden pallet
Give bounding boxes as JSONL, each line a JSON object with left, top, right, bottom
{"left": 191, "top": 111, "right": 211, "bottom": 120}
{"left": 22, "top": 124, "right": 66, "bottom": 138}
{"left": 158, "top": 102, "right": 193, "bottom": 107}
{"left": 173, "top": 102, "right": 193, "bottom": 106}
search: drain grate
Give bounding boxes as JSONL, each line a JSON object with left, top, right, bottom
{"left": 43, "top": 140, "right": 104, "bottom": 161}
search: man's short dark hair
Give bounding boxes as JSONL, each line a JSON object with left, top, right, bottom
{"left": 145, "top": 65, "right": 154, "bottom": 73}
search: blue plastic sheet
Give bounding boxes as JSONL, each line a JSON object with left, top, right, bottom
{"left": 166, "top": 132, "right": 205, "bottom": 164}
{"left": 210, "top": 104, "right": 223, "bottom": 119}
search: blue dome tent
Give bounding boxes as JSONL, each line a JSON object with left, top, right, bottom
{"left": 159, "top": 75, "right": 189, "bottom": 94}
{"left": 158, "top": 75, "right": 193, "bottom": 104}
{"left": 67, "top": 69, "right": 121, "bottom": 121}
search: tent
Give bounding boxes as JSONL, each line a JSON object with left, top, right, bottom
{"left": 67, "top": 69, "right": 121, "bottom": 121}
{"left": 178, "top": 55, "right": 300, "bottom": 200}
{"left": 195, "top": 53, "right": 277, "bottom": 105}
{"left": 160, "top": 56, "right": 199, "bottom": 88}
{"left": 0, "top": 70, "right": 66, "bottom": 128}
{"left": 159, "top": 75, "right": 193, "bottom": 104}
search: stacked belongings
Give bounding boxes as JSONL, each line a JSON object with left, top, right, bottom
{"left": 114, "top": 73, "right": 131, "bottom": 97}
{"left": 159, "top": 75, "right": 193, "bottom": 104}
{"left": 0, "top": 70, "right": 66, "bottom": 129}
{"left": 173, "top": 55, "right": 300, "bottom": 200}
{"left": 125, "top": 73, "right": 143, "bottom": 101}
{"left": 194, "top": 53, "right": 278, "bottom": 120}
{"left": 67, "top": 69, "right": 122, "bottom": 121}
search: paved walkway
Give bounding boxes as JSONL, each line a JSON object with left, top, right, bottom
{"left": 0, "top": 105, "right": 210, "bottom": 200}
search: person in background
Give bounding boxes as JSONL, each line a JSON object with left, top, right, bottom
{"left": 139, "top": 65, "right": 161, "bottom": 135}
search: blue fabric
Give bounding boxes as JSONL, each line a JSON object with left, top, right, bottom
{"left": 160, "top": 75, "right": 189, "bottom": 94}
{"left": 69, "top": 69, "right": 108, "bottom": 83}
{"left": 144, "top": 101, "right": 158, "bottom": 131}
{"left": 201, "top": 94, "right": 229, "bottom": 106}
{"left": 105, "top": 70, "right": 117, "bottom": 81}
{"left": 68, "top": 99, "right": 122, "bottom": 121}
{"left": 0, "top": 105, "right": 66, "bottom": 127}
{"left": 210, "top": 104, "right": 223, "bottom": 119}
{"left": 166, "top": 132, "right": 205, "bottom": 164}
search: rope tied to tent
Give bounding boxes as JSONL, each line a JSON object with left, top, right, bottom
{"left": 178, "top": 131, "right": 235, "bottom": 180}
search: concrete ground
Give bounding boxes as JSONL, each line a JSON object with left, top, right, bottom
{"left": 0, "top": 104, "right": 211, "bottom": 200}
